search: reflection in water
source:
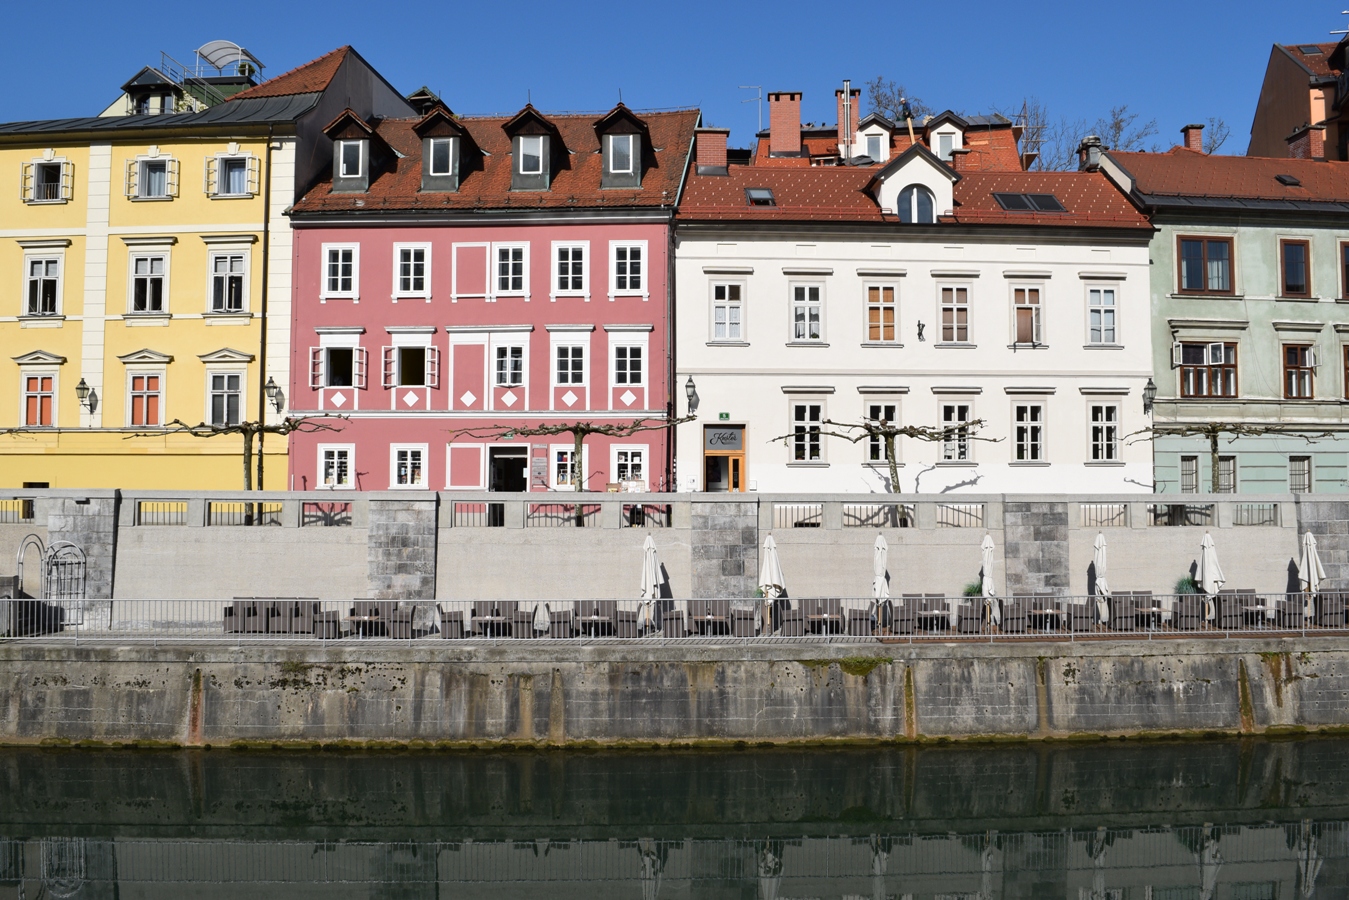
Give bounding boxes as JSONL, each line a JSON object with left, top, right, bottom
{"left": 1, "top": 738, "right": 1349, "bottom": 898}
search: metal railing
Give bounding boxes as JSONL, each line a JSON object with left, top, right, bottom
{"left": 1080, "top": 502, "right": 1127, "bottom": 528}
{"left": 773, "top": 503, "right": 823, "bottom": 528}
{"left": 6, "top": 591, "right": 1347, "bottom": 644}
{"left": 301, "top": 501, "right": 352, "bottom": 527}
{"left": 526, "top": 503, "right": 601, "bottom": 528}
{"left": 1234, "top": 502, "right": 1280, "bottom": 527}
{"left": 843, "top": 502, "right": 913, "bottom": 528}
{"left": 136, "top": 500, "right": 187, "bottom": 526}
{"left": 207, "top": 501, "right": 283, "bottom": 527}
{"left": 936, "top": 503, "right": 984, "bottom": 528}
{"left": 0, "top": 499, "right": 35, "bottom": 524}
{"left": 1148, "top": 503, "right": 1214, "bottom": 527}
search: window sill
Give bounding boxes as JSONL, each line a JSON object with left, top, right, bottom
{"left": 1168, "top": 292, "right": 1242, "bottom": 300}
{"left": 935, "top": 460, "right": 977, "bottom": 467}
{"left": 125, "top": 313, "right": 170, "bottom": 326}
{"left": 19, "top": 315, "right": 65, "bottom": 328}
{"left": 24, "top": 199, "right": 68, "bottom": 206}
{"left": 1084, "top": 461, "right": 1126, "bottom": 467}
{"left": 129, "top": 196, "right": 173, "bottom": 202}
{"left": 209, "top": 193, "right": 255, "bottom": 200}
{"left": 1276, "top": 295, "right": 1320, "bottom": 302}
{"left": 204, "top": 312, "right": 252, "bottom": 325}
{"left": 550, "top": 294, "right": 590, "bottom": 303}
{"left": 934, "top": 342, "right": 977, "bottom": 349}
{"left": 786, "top": 461, "right": 830, "bottom": 468}
{"left": 320, "top": 295, "right": 359, "bottom": 303}
{"left": 860, "top": 342, "right": 904, "bottom": 349}
{"left": 863, "top": 461, "right": 905, "bottom": 468}
{"left": 1010, "top": 461, "right": 1050, "bottom": 466}
{"left": 706, "top": 341, "right": 749, "bottom": 347}
{"left": 389, "top": 484, "right": 429, "bottom": 490}
{"left": 1007, "top": 343, "right": 1049, "bottom": 350}
{"left": 1083, "top": 343, "right": 1124, "bottom": 350}
{"left": 391, "top": 295, "right": 432, "bottom": 303}
{"left": 607, "top": 293, "right": 649, "bottom": 301}
{"left": 785, "top": 341, "right": 830, "bottom": 348}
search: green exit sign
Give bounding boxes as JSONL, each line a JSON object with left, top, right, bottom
{"left": 719, "top": 412, "right": 730, "bottom": 421}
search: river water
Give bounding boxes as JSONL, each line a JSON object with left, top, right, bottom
{"left": 0, "top": 737, "right": 1346, "bottom": 898}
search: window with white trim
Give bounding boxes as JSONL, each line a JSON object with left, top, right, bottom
{"left": 1012, "top": 286, "right": 1041, "bottom": 344}
{"left": 323, "top": 348, "right": 355, "bottom": 387}
{"left": 711, "top": 282, "right": 743, "bottom": 341}
{"left": 394, "top": 244, "right": 430, "bottom": 298}
{"left": 323, "top": 245, "right": 359, "bottom": 299}
{"left": 791, "top": 402, "right": 823, "bottom": 462}
{"left": 940, "top": 285, "right": 969, "bottom": 342}
{"left": 898, "top": 184, "right": 935, "bottom": 224}
{"left": 382, "top": 344, "right": 439, "bottom": 388}
{"left": 209, "top": 252, "right": 247, "bottom": 312}
{"left": 338, "top": 141, "right": 363, "bottom": 178}
{"left": 209, "top": 372, "right": 242, "bottom": 426}
{"left": 555, "top": 345, "right": 584, "bottom": 385}
{"left": 554, "top": 243, "right": 586, "bottom": 295}
{"left": 519, "top": 136, "right": 544, "bottom": 175}
{"left": 866, "top": 403, "right": 897, "bottom": 462}
{"left": 309, "top": 343, "right": 368, "bottom": 390}
{"left": 615, "top": 447, "right": 644, "bottom": 483}
{"left": 611, "top": 242, "right": 645, "bottom": 293}
{"left": 320, "top": 445, "right": 354, "bottom": 489}
{"left": 1088, "top": 286, "right": 1117, "bottom": 344}
{"left": 22, "top": 373, "right": 55, "bottom": 426}
{"left": 1180, "top": 455, "right": 1199, "bottom": 493}
{"left": 607, "top": 134, "right": 634, "bottom": 174}
{"left": 130, "top": 254, "right": 166, "bottom": 313}
{"left": 24, "top": 257, "right": 61, "bottom": 316}
{"left": 866, "top": 285, "right": 897, "bottom": 343}
{"left": 206, "top": 154, "right": 258, "bottom": 198}
{"left": 1013, "top": 404, "right": 1043, "bottom": 461}
{"left": 128, "top": 157, "right": 178, "bottom": 200}
{"left": 1290, "top": 455, "right": 1312, "bottom": 493}
{"left": 1089, "top": 404, "right": 1119, "bottom": 462}
{"left": 941, "top": 403, "right": 971, "bottom": 461}
{"left": 495, "top": 345, "right": 524, "bottom": 386}
{"left": 391, "top": 445, "right": 426, "bottom": 487}
{"left": 866, "top": 133, "right": 882, "bottom": 161}
{"left": 614, "top": 345, "right": 643, "bottom": 385}
{"left": 21, "top": 159, "right": 72, "bottom": 203}
{"left": 128, "top": 373, "right": 162, "bottom": 426}
{"left": 428, "top": 138, "right": 454, "bottom": 176}
{"left": 553, "top": 446, "right": 577, "bottom": 488}
{"left": 495, "top": 244, "right": 527, "bottom": 294}
{"left": 791, "top": 284, "right": 823, "bottom": 342}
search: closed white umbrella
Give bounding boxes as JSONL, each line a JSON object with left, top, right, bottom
{"left": 532, "top": 601, "right": 550, "bottom": 635}
{"left": 638, "top": 838, "right": 663, "bottom": 900}
{"left": 1093, "top": 532, "right": 1111, "bottom": 624}
{"left": 981, "top": 533, "right": 1000, "bottom": 626}
{"left": 872, "top": 534, "right": 890, "bottom": 600}
{"left": 1299, "top": 531, "right": 1326, "bottom": 619}
{"left": 639, "top": 534, "right": 662, "bottom": 632}
{"left": 1198, "top": 832, "right": 1223, "bottom": 900}
{"left": 759, "top": 534, "right": 785, "bottom": 632}
{"left": 1198, "top": 533, "right": 1226, "bottom": 625}
{"left": 1296, "top": 821, "right": 1322, "bottom": 899}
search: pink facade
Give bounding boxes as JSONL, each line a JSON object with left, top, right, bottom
{"left": 287, "top": 222, "right": 673, "bottom": 492}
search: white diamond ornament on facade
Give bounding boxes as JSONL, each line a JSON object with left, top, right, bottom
{"left": 500, "top": 390, "right": 517, "bottom": 407}
{"left": 403, "top": 390, "right": 419, "bottom": 407}
{"left": 561, "top": 390, "right": 578, "bottom": 407}
{"left": 329, "top": 392, "right": 346, "bottom": 407}
{"left": 620, "top": 389, "right": 637, "bottom": 406}
{"left": 459, "top": 390, "right": 477, "bottom": 407}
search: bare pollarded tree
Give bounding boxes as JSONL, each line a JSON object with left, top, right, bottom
{"left": 128, "top": 415, "right": 348, "bottom": 491}
{"left": 1128, "top": 422, "right": 1342, "bottom": 493}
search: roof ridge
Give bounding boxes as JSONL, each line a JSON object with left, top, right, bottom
{"left": 229, "top": 46, "right": 351, "bottom": 102}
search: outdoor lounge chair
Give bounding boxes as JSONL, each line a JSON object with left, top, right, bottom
{"left": 732, "top": 608, "right": 757, "bottom": 637}
{"left": 690, "top": 599, "right": 731, "bottom": 635}
{"left": 1175, "top": 595, "right": 1203, "bottom": 631}
{"left": 1001, "top": 596, "right": 1028, "bottom": 634}
{"left": 278, "top": 599, "right": 320, "bottom": 635}
{"left": 889, "top": 599, "right": 914, "bottom": 634}
{"left": 955, "top": 601, "right": 982, "bottom": 634}
{"left": 779, "top": 602, "right": 805, "bottom": 637}
{"left": 1215, "top": 590, "right": 1244, "bottom": 630}
{"left": 1062, "top": 601, "right": 1092, "bottom": 632}
{"left": 847, "top": 606, "right": 875, "bottom": 636}
{"left": 662, "top": 608, "right": 687, "bottom": 637}
{"left": 616, "top": 609, "right": 639, "bottom": 638}
{"left": 1316, "top": 591, "right": 1347, "bottom": 627}
{"left": 1109, "top": 592, "right": 1137, "bottom": 632}
{"left": 315, "top": 609, "right": 343, "bottom": 639}
{"left": 439, "top": 607, "right": 465, "bottom": 639}
{"left": 550, "top": 608, "right": 574, "bottom": 638}
{"left": 1279, "top": 595, "right": 1306, "bottom": 629}
{"left": 510, "top": 606, "right": 536, "bottom": 638}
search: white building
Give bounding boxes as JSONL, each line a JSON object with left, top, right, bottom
{"left": 673, "top": 95, "right": 1156, "bottom": 494}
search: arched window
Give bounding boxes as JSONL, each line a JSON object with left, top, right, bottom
{"left": 898, "top": 184, "right": 935, "bottom": 224}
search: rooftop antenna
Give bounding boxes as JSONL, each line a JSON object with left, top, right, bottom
{"left": 1333, "top": 9, "right": 1349, "bottom": 35}
{"left": 618, "top": 88, "right": 623, "bottom": 104}
{"left": 739, "top": 85, "right": 763, "bottom": 133}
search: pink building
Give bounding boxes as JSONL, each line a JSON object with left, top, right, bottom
{"left": 287, "top": 102, "right": 699, "bottom": 493}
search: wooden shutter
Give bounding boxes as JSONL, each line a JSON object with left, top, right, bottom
{"left": 124, "top": 159, "right": 138, "bottom": 199}
{"left": 59, "top": 162, "right": 73, "bottom": 200}
{"left": 353, "top": 347, "right": 368, "bottom": 389}
{"left": 19, "top": 162, "right": 32, "bottom": 201}
{"left": 247, "top": 156, "right": 261, "bottom": 195}
{"left": 203, "top": 156, "right": 217, "bottom": 195}
{"left": 426, "top": 346, "right": 440, "bottom": 389}
{"left": 1308, "top": 347, "right": 1319, "bottom": 368}
{"left": 381, "top": 346, "right": 396, "bottom": 388}
{"left": 165, "top": 159, "right": 180, "bottom": 197}
{"left": 309, "top": 347, "right": 324, "bottom": 388}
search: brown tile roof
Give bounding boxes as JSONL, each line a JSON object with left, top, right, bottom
{"left": 291, "top": 107, "right": 700, "bottom": 213}
{"left": 1112, "top": 147, "right": 1349, "bottom": 202}
{"left": 230, "top": 46, "right": 351, "bottom": 101}
{"left": 748, "top": 122, "right": 1022, "bottom": 171}
{"left": 1282, "top": 42, "right": 1341, "bottom": 77}
{"left": 678, "top": 165, "right": 1147, "bottom": 228}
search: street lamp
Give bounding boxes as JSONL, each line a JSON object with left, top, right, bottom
{"left": 264, "top": 376, "right": 284, "bottom": 412}
{"left": 1142, "top": 377, "right": 1157, "bottom": 416}
{"left": 684, "top": 376, "right": 699, "bottom": 416}
{"left": 75, "top": 378, "right": 93, "bottom": 411}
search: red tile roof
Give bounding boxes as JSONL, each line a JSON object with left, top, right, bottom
{"left": 678, "top": 165, "right": 1148, "bottom": 228}
{"left": 291, "top": 107, "right": 699, "bottom": 213}
{"left": 1111, "top": 147, "right": 1349, "bottom": 202}
{"left": 230, "top": 46, "right": 351, "bottom": 101}
{"left": 1282, "top": 42, "right": 1341, "bottom": 77}
{"left": 749, "top": 122, "right": 1022, "bottom": 171}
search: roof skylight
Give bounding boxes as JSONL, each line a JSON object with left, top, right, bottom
{"left": 993, "top": 192, "right": 1066, "bottom": 212}
{"left": 745, "top": 187, "right": 776, "bottom": 207}
{"left": 1298, "top": 45, "right": 1324, "bottom": 54}
{"left": 1275, "top": 173, "right": 1302, "bottom": 186}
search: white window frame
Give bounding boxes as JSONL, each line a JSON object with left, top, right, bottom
{"left": 552, "top": 240, "right": 590, "bottom": 299}
{"left": 789, "top": 400, "right": 826, "bottom": 464}
{"left": 611, "top": 341, "right": 646, "bottom": 388}
{"left": 382, "top": 331, "right": 438, "bottom": 390}
{"left": 864, "top": 283, "right": 899, "bottom": 345}
{"left": 206, "top": 369, "right": 245, "bottom": 427}
{"left": 518, "top": 135, "right": 544, "bottom": 175}
{"left": 865, "top": 401, "right": 899, "bottom": 463}
{"left": 553, "top": 343, "right": 587, "bottom": 386}
{"left": 710, "top": 281, "right": 745, "bottom": 342}
{"left": 129, "top": 155, "right": 178, "bottom": 200}
{"left": 19, "top": 370, "right": 58, "bottom": 427}
{"left": 1012, "top": 402, "right": 1045, "bottom": 463}
{"left": 321, "top": 244, "right": 360, "bottom": 300}
{"left": 23, "top": 253, "right": 64, "bottom": 317}
{"left": 941, "top": 403, "right": 972, "bottom": 461}
{"left": 390, "top": 443, "right": 429, "bottom": 489}
{"left": 492, "top": 242, "right": 529, "bottom": 297}
{"left": 318, "top": 444, "right": 355, "bottom": 490}
{"left": 127, "top": 250, "right": 170, "bottom": 314}
{"left": 392, "top": 243, "right": 432, "bottom": 300}
{"left": 1087, "top": 284, "right": 1119, "bottom": 345}
{"left": 607, "top": 133, "right": 635, "bottom": 174}
{"left": 21, "top": 156, "right": 73, "bottom": 204}
{"left": 125, "top": 369, "right": 165, "bottom": 427}
{"left": 550, "top": 443, "right": 589, "bottom": 491}
{"left": 207, "top": 250, "right": 249, "bottom": 313}
{"left": 427, "top": 137, "right": 455, "bottom": 177}
{"left": 337, "top": 140, "right": 365, "bottom": 179}
{"left": 866, "top": 133, "right": 883, "bottom": 162}
{"left": 790, "top": 282, "right": 825, "bottom": 343}
{"left": 611, "top": 443, "right": 649, "bottom": 489}
{"left": 609, "top": 240, "right": 648, "bottom": 299}
{"left": 1011, "top": 283, "right": 1043, "bottom": 346}
{"left": 207, "top": 152, "right": 259, "bottom": 198}
{"left": 1088, "top": 403, "right": 1120, "bottom": 463}
{"left": 494, "top": 343, "right": 526, "bottom": 387}
{"left": 938, "top": 283, "right": 971, "bottom": 344}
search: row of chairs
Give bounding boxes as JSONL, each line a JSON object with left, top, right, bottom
{"left": 225, "top": 599, "right": 414, "bottom": 638}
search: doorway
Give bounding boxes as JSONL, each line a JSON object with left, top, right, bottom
{"left": 702, "top": 425, "right": 746, "bottom": 492}
{"left": 489, "top": 447, "right": 527, "bottom": 492}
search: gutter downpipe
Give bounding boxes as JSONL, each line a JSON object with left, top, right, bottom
{"left": 668, "top": 119, "right": 699, "bottom": 492}
{"left": 256, "top": 124, "right": 274, "bottom": 490}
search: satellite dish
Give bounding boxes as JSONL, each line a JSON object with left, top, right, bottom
{"left": 196, "top": 40, "right": 263, "bottom": 73}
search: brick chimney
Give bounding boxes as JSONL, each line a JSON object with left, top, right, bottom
{"left": 1181, "top": 123, "right": 1204, "bottom": 153}
{"left": 695, "top": 128, "right": 730, "bottom": 175}
{"left": 1287, "top": 123, "right": 1326, "bottom": 160}
{"left": 948, "top": 147, "right": 972, "bottom": 172}
{"left": 768, "top": 91, "right": 802, "bottom": 157}
{"left": 835, "top": 81, "right": 860, "bottom": 158}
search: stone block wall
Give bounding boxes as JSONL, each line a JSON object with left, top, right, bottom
{"left": 690, "top": 500, "right": 758, "bottom": 598}
{"left": 47, "top": 495, "right": 118, "bottom": 601}
{"left": 1296, "top": 499, "right": 1349, "bottom": 584}
{"left": 1002, "top": 501, "right": 1070, "bottom": 595}
{"left": 367, "top": 496, "right": 438, "bottom": 600}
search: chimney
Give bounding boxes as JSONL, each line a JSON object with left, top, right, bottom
{"left": 768, "top": 91, "right": 802, "bottom": 157}
{"left": 948, "top": 147, "right": 972, "bottom": 172}
{"left": 1077, "top": 135, "right": 1102, "bottom": 171}
{"left": 1180, "top": 123, "right": 1205, "bottom": 153}
{"left": 1287, "top": 123, "right": 1326, "bottom": 160}
{"left": 835, "top": 80, "right": 860, "bottom": 158}
{"left": 695, "top": 128, "right": 730, "bottom": 175}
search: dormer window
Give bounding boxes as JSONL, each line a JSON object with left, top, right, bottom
{"left": 608, "top": 134, "right": 634, "bottom": 174}
{"left": 866, "top": 134, "right": 882, "bottom": 161}
{"left": 519, "top": 136, "right": 544, "bottom": 175}
{"left": 428, "top": 138, "right": 454, "bottom": 176}
{"left": 937, "top": 133, "right": 954, "bottom": 161}
{"left": 898, "top": 185, "right": 935, "bottom": 224}
{"left": 338, "top": 141, "right": 364, "bottom": 178}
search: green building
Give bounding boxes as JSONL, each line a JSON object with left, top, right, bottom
{"left": 1098, "top": 126, "right": 1349, "bottom": 493}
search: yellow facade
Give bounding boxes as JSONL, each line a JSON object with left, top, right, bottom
{"left": 0, "top": 129, "right": 291, "bottom": 489}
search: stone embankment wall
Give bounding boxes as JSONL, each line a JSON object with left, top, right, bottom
{"left": 1, "top": 637, "right": 1347, "bottom": 747}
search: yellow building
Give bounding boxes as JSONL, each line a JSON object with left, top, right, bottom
{"left": 0, "top": 45, "right": 412, "bottom": 489}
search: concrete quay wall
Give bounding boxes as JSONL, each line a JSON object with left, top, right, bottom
{"left": 2, "top": 638, "right": 1347, "bottom": 746}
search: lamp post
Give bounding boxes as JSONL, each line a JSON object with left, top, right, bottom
{"left": 264, "top": 376, "right": 284, "bottom": 413}
{"left": 1143, "top": 377, "right": 1157, "bottom": 416}
{"left": 74, "top": 377, "right": 94, "bottom": 412}
{"left": 684, "top": 376, "right": 699, "bottom": 416}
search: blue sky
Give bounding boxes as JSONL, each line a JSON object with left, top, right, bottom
{"left": 0, "top": 0, "right": 1340, "bottom": 154}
